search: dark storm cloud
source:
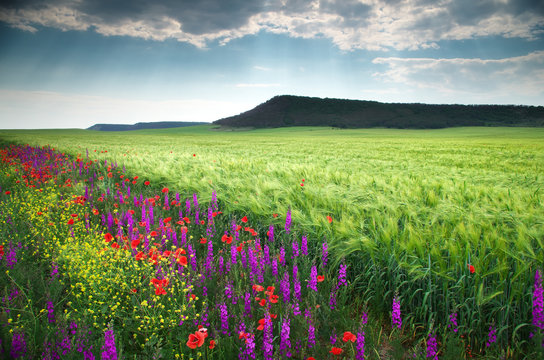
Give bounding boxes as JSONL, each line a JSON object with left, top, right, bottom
{"left": 0, "top": 0, "right": 542, "bottom": 50}
{"left": 320, "top": 0, "right": 372, "bottom": 25}
{"left": 74, "top": 0, "right": 265, "bottom": 35}
{"left": 448, "top": 0, "right": 501, "bottom": 26}
{"left": 507, "top": 0, "right": 544, "bottom": 16}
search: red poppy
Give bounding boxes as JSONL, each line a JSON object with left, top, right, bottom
{"left": 200, "top": 220, "right": 205, "bottom": 225}
{"left": 187, "top": 331, "right": 206, "bottom": 349}
{"left": 92, "top": 208, "right": 99, "bottom": 215}
{"left": 150, "top": 231, "right": 158, "bottom": 237}
{"left": 131, "top": 288, "right": 137, "bottom": 293}
{"left": 37, "top": 211, "right": 43, "bottom": 215}
{"left": 272, "top": 213, "right": 278, "bottom": 218}
{"left": 269, "top": 294, "right": 279, "bottom": 304}
{"left": 104, "top": 233, "right": 113, "bottom": 242}
{"left": 221, "top": 234, "right": 233, "bottom": 244}
{"left": 302, "top": 178, "right": 305, "bottom": 182}
{"left": 257, "top": 318, "right": 266, "bottom": 331}
{"left": 135, "top": 251, "right": 145, "bottom": 260}
{"left": 5, "top": 191, "right": 11, "bottom": 195}
{"left": 111, "top": 242, "right": 120, "bottom": 249}
{"left": 163, "top": 217, "right": 172, "bottom": 224}
{"left": 209, "top": 339, "right": 216, "bottom": 349}
{"left": 253, "top": 284, "right": 265, "bottom": 292}
{"left": 300, "top": 183, "right": 304, "bottom": 187}
{"left": 307, "top": 358, "right": 315, "bottom": 360}
{"left": 259, "top": 299, "right": 266, "bottom": 306}
{"left": 144, "top": 181, "right": 150, "bottom": 186}
{"left": 162, "top": 187, "right": 169, "bottom": 193}
{"left": 67, "top": 218, "right": 74, "bottom": 225}
{"left": 193, "top": 154, "right": 196, "bottom": 157}
{"left": 174, "top": 248, "right": 186, "bottom": 257}
{"left": 200, "top": 237, "right": 207, "bottom": 244}
{"left": 265, "top": 286, "right": 275, "bottom": 295}
{"left": 183, "top": 217, "right": 191, "bottom": 223}
{"left": 468, "top": 264, "right": 475, "bottom": 274}
{"left": 155, "top": 287, "right": 166, "bottom": 295}
{"left": 343, "top": 331, "right": 357, "bottom": 342}
{"left": 327, "top": 215, "right": 333, "bottom": 223}
{"left": 177, "top": 256, "right": 188, "bottom": 266}
{"left": 330, "top": 347, "right": 343, "bottom": 355}
{"left": 131, "top": 239, "right": 140, "bottom": 248}
{"left": 317, "top": 275, "right": 325, "bottom": 282}
{"left": 241, "top": 216, "right": 248, "bottom": 223}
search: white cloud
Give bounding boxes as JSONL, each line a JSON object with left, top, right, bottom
{"left": 235, "top": 83, "right": 281, "bottom": 88}
{"left": 0, "top": 90, "right": 251, "bottom": 129}
{"left": 371, "top": 51, "right": 544, "bottom": 104}
{"left": 253, "top": 66, "right": 272, "bottom": 71}
{"left": 1, "top": 0, "right": 542, "bottom": 51}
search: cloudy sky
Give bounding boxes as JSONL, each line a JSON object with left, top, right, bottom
{"left": 0, "top": 0, "right": 543, "bottom": 129}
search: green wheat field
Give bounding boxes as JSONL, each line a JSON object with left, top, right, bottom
{"left": 0, "top": 125, "right": 543, "bottom": 359}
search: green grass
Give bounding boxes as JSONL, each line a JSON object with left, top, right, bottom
{"left": 1, "top": 125, "right": 543, "bottom": 355}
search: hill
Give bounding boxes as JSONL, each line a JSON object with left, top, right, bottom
{"left": 87, "top": 121, "right": 207, "bottom": 131}
{"left": 213, "top": 95, "right": 544, "bottom": 129}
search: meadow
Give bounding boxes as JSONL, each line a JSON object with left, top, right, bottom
{"left": 0, "top": 125, "right": 543, "bottom": 359}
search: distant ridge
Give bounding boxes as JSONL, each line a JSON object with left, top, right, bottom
{"left": 88, "top": 121, "right": 207, "bottom": 131}
{"left": 213, "top": 95, "right": 544, "bottom": 129}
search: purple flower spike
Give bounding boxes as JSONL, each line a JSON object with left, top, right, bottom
{"left": 285, "top": 209, "right": 292, "bottom": 235}
{"left": 279, "top": 317, "right": 291, "bottom": 358}
{"left": 10, "top": 332, "right": 27, "bottom": 359}
{"left": 426, "top": 332, "right": 438, "bottom": 359}
{"left": 355, "top": 330, "right": 365, "bottom": 360}
{"left": 533, "top": 270, "right": 544, "bottom": 332}
{"left": 301, "top": 235, "right": 308, "bottom": 256}
{"left": 486, "top": 325, "right": 497, "bottom": 347}
{"left": 321, "top": 241, "right": 328, "bottom": 268}
{"left": 307, "top": 266, "right": 318, "bottom": 292}
{"left": 100, "top": 328, "right": 117, "bottom": 360}
{"left": 392, "top": 295, "right": 402, "bottom": 330}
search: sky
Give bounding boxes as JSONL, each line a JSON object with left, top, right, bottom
{"left": 0, "top": 0, "right": 543, "bottom": 129}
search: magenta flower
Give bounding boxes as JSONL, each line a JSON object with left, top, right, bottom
{"left": 426, "top": 331, "right": 438, "bottom": 359}
{"left": 100, "top": 328, "right": 117, "bottom": 360}
{"left": 285, "top": 209, "right": 292, "bottom": 234}
{"left": 301, "top": 235, "right": 308, "bottom": 256}
{"left": 338, "top": 264, "right": 347, "bottom": 287}
{"left": 355, "top": 330, "right": 365, "bottom": 360}
{"left": 307, "top": 266, "right": 318, "bottom": 292}
{"left": 486, "top": 325, "right": 497, "bottom": 347}
{"left": 533, "top": 270, "right": 544, "bottom": 331}
{"left": 448, "top": 312, "right": 458, "bottom": 333}
{"left": 322, "top": 241, "right": 328, "bottom": 268}
{"left": 279, "top": 317, "right": 291, "bottom": 357}
{"left": 263, "top": 312, "right": 274, "bottom": 360}
{"left": 308, "top": 322, "right": 316, "bottom": 348}
{"left": 392, "top": 295, "right": 402, "bottom": 330}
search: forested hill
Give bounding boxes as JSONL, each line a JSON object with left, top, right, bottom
{"left": 213, "top": 95, "right": 544, "bottom": 129}
{"left": 88, "top": 121, "right": 207, "bottom": 131}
